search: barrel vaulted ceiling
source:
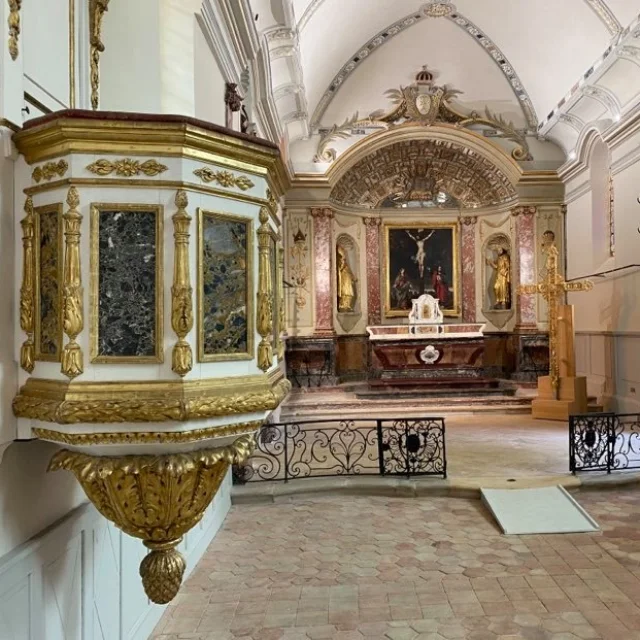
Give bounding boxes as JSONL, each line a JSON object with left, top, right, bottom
{"left": 254, "top": 0, "right": 638, "bottom": 160}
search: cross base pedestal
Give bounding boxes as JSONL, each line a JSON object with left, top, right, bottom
{"left": 531, "top": 375, "right": 588, "bottom": 421}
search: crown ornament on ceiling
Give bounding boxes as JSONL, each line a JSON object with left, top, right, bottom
{"left": 314, "top": 66, "right": 531, "bottom": 164}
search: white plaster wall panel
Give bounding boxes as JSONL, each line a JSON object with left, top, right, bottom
{"left": 322, "top": 17, "right": 526, "bottom": 128}
{"left": 42, "top": 533, "right": 84, "bottom": 640}
{"left": 567, "top": 95, "right": 608, "bottom": 124}
{"left": 598, "top": 60, "right": 640, "bottom": 109}
{"left": 101, "top": 0, "right": 162, "bottom": 113}
{"left": 575, "top": 334, "right": 590, "bottom": 377}
{"left": 194, "top": 20, "right": 227, "bottom": 126}
{"left": 120, "top": 533, "right": 151, "bottom": 640}
{"left": 545, "top": 122, "right": 580, "bottom": 155}
{"left": 91, "top": 523, "right": 120, "bottom": 640}
{"left": 22, "top": 0, "right": 70, "bottom": 108}
{"left": 589, "top": 333, "right": 608, "bottom": 378}
{"left": 617, "top": 336, "right": 640, "bottom": 384}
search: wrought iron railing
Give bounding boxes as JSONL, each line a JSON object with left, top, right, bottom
{"left": 233, "top": 417, "right": 447, "bottom": 483}
{"left": 570, "top": 412, "right": 640, "bottom": 473}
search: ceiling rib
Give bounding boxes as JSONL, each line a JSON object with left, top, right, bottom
{"left": 582, "top": 0, "right": 623, "bottom": 36}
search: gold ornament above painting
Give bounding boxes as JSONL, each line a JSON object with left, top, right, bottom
{"left": 315, "top": 66, "right": 531, "bottom": 165}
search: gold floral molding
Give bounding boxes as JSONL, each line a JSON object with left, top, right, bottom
{"left": 49, "top": 433, "right": 255, "bottom": 604}
{"left": 193, "top": 167, "right": 254, "bottom": 191}
{"left": 33, "top": 419, "right": 261, "bottom": 446}
{"left": 256, "top": 208, "right": 274, "bottom": 371}
{"left": 61, "top": 187, "right": 84, "bottom": 379}
{"left": 315, "top": 67, "right": 531, "bottom": 164}
{"left": 171, "top": 190, "right": 194, "bottom": 376}
{"left": 89, "top": 0, "right": 110, "bottom": 110}
{"left": 13, "top": 376, "right": 292, "bottom": 424}
{"left": 19, "top": 196, "right": 35, "bottom": 373}
{"left": 32, "top": 160, "right": 69, "bottom": 183}
{"left": 86, "top": 158, "right": 168, "bottom": 177}
{"left": 7, "top": 0, "right": 21, "bottom": 60}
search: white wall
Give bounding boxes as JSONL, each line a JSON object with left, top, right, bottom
{"left": 0, "top": 470, "right": 232, "bottom": 640}
{"left": 194, "top": 19, "right": 227, "bottom": 126}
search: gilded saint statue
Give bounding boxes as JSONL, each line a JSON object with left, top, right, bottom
{"left": 486, "top": 247, "right": 511, "bottom": 309}
{"left": 337, "top": 245, "right": 356, "bottom": 312}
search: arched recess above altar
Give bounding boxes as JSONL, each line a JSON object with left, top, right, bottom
{"left": 282, "top": 120, "right": 566, "bottom": 387}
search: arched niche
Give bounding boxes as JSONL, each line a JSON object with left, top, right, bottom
{"left": 482, "top": 232, "right": 514, "bottom": 330}
{"left": 588, "top": 134, "right": 613, "bottom": 269}
{"left": 335, "top": 233, "right": 361, "bottom": 333}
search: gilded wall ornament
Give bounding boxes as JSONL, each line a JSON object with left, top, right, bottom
{"left": 13, "top": 377, "right": 292, "bottom": 424}
{"left": 49, "top": 433, "right": 255, "bottom": 604}
{"left": 277, "top": 247, "right": 286, "bottom": 359}
{"left": 256, "top": 208, "right": 274, "bottom": 371}
{"left": 32, "top": 160, "right": 69, "bottom": 183}
{"left": 19, "top": 196, "right": 36, "bottom": 373}
{"left": 315, "top": 67, "right": 531, "bottom": 164}
{"left": 89, "top": 0, "right": 110, "bottom": 110}
{"left": 171, "top": 190, "right": 194, "bottom": 376}
{"left": 193, "top": 167, "right": 255, "bottom": 191}
{"left": 7, "top": 0, "right": 21, "bottom": 60}
{"left": 61, "top": 187, "right": 84, "bottom": 379}
{"left": 86, "top": 158, "right": 168, "bottom": 177}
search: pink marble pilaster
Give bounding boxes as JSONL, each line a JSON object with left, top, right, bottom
{"left": 514, "top": 206, "right": 537, "bottom": 329}
{"left": 461, "top": 216, "right": 477, "bottom": 323}
{"left": 311, "top": 207, "right": 334, "bottom": 334}
{"left": 363, "top": 217, "right": 382, "bottom": 325}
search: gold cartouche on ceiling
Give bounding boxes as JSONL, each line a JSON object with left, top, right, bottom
{"left": 315, "top": 66, "right": 531, "bottom": 164}
{"left": 256, "top": 207, "right": 274, "bottom": 371}
{"left": 171, "top": 189, "right": 194, "bottom": 376}
{"left": 49, "top": 434, "right": 255, "bottom": 604}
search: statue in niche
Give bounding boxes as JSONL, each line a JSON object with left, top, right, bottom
{"left": 486, "top": 247, "right": 511, "bottom": 309}
{"left": 336, "top": 245, "right": 357, "bottom": 312}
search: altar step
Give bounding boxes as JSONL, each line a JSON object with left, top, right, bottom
{"left": 355, "top": 378, "right": 513, "bottom": 400}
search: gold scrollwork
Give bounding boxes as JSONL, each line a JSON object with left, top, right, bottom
{"left": 49, "top": 433, "right": 255, "bottom": 604}
{"left": 7, "top": 0, "right": 21, "bottom": 61}
{"left": 171, "top": 190, "right": 193, "bottom": 376}
{"left": 13, "top": 376, "right": 292, "bottom": 424}
{"left": 32, "top": 160, "right": 69, "bottom": 183}
{"left": 86, "top": 158, "right": 168, "bottom": 177}
{"left": 193, "top": 167, "right": 255, "bottom": 191}
{"left": 61, "top": 187, "right": 84, "bottom": 379}
{"left": 19, "top": 196, "right": 35, "bottom": 373}
{"left": 89, "top": 0, "right": 110, "bottom": 110}
{"left": 256, "top": 208, "right": 274, "bottom": 371}
{"left": 33, "top": 419, "right": 261, "bottom": 446}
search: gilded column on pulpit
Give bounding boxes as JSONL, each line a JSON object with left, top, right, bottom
{"left": 256, "top": 207, "right": 274, "bottom": 370}
{"left": 19, "top": 196, "right": 36, "bottom": 373}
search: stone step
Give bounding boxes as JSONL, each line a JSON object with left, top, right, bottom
{"left": 355, "top": 387, "right": 517, "bottom": 400}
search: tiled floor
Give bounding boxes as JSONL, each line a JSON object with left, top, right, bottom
{"left": 152, "top": 489, "right": 640, "bottom": 640}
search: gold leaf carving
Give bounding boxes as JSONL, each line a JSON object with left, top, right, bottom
{"left": 86, "top": 158, "right": 168, "bottom": 177}
{"left": 13, "top": 378, "right": 292, "bottom": 424}
{"left": 7, "top": 0, "right": 21, "bottom": 60}
{"left": 19, "top": 196, "right": 35, "bottom": 372}
{"left": 32, "top": 160, "right": 69, "bottom": 183}
{"left": 256, "top": 208, "right": 274, "bottom": 371}
{"left": 171, "top": 190, "right": 194, "bottom": 376}
{"left": 48, "top": 434, "right": 255, "bottom": 604}
{"left": 193, "top": 167, "right": 255, "bottom": 191}
{"left": 89, "top": 0, "right": 110, "bottom": 110}
{"left": 61, "top": 187, "right": 84, "bottom": 379}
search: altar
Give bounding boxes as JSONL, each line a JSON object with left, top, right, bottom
{"left": 366, "top": 295, "right": 487, "bottom": 381}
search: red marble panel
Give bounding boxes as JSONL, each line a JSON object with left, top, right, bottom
{"left": 515, "top": 208, "right": 537, "bottom": 328}
{"left": 461, "top": 217, "right": 477, "bottom": 322}
{"left": 364, "top": 218, "right": 382, "bottom": 325}
{"left": 312, "top": 208, "right": 334, "bottom": 334}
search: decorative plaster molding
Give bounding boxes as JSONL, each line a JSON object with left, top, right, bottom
{"left": 298, "top": 0, "right": 324, "bottom": 32}
{"left": 310, "top": 9, "right": 538, "bottom": 130}
{"left": 581, "top": 84, "right": 621, "bottom": 118}
{"left": 558, "top": 113, "right": 585, "bottom": 133}
{"left": 583, "top": 0, "right": 622, "bottom": 36}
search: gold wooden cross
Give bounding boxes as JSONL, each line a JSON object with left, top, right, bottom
{"left": 518, "top": 245, "right": 593, "bottom": 397}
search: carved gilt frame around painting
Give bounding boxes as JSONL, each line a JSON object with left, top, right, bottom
{"left": 383, "top": 222, "right": 460, "bottom": 318}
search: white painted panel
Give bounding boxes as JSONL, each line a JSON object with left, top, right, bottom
{"left": 194, "top": 20, "right": 227, "bottom": 126}
{"left": 0, "top": 575, "right": 30, "bottom": 640}
{"left": 42, "top": 533, "right": 83, "bottom": 640}
{"left": 92, "top": 523, "right": 120, "bottom": 640}
{"left": 22, "top": 0, "right": 70, "bottom": 108}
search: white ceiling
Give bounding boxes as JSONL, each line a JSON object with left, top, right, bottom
{"left": 280, "top": 0, "right": 634, "bottom": 130}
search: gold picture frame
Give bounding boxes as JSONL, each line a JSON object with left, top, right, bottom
{"left": 90, "top": 203, "right": 164, "bottom": 363}
{"left": 197, "top": 209, "right": 255, "bottom": 362}
{"left": 34, "top": 203, "right": 64, "bottom": 361}
{"left": 383, "top": 221, "right": 461, "bottom": 318}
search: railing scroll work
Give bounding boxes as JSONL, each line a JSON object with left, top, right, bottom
{"left": 233, "top": 418, "right": 447, "bottom": 483}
